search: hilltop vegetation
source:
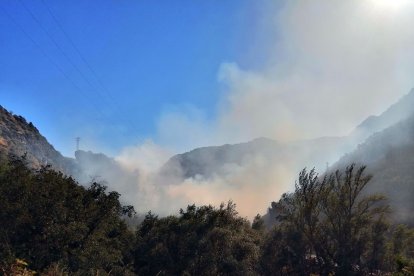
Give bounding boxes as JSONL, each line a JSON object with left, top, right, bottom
{"left": 1, "top": 90, "right": 414, "bottom": 275}
{"left": 0, "top": 157, "right": 413, "bottom": 275}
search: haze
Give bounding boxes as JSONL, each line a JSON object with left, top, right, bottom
{"left": 2, "top": 0, "right": 414, "bottom": 218}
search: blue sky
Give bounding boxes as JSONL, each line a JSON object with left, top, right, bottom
{"left": 0, "top": 0, "right": 275, "bottom": 156}
{"left": 3, "top": 0, "right": 414, "bottom": 218}
{"left": 2, "top": 1, "right": 413, "bottom": 158}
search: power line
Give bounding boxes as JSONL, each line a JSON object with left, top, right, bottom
{"left": 39, "top": 0, "right": 141, "bottom": 132}
{"left": 1, "top": 5, "right": 105, "bottom": 119}
{"left": 6, "top": 1, "right": 140, "bottom": 137}
{"left": 40, "top": 0, "right": 117, "bottom": 103}
{"left": 18, "top": 0, "right": 140, "bottom": 133}
{"left": 76, "top": 137, "right": 80, "bottom": 151}
{"left": 18, "top": 0, "right": 104, "bottom": 99}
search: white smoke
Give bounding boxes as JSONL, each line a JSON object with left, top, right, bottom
{"left": 164, "top": 0, "right": 414, "bottom": 146}
{"left": 88, "top": 0, "right": 414, "bottom": 219}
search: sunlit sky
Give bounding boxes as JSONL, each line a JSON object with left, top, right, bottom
{"left": 1, "top": 0, "right": 274, "bottom": 156}
{"left": 1, "top": 0, "right": 413, "bottom": 157}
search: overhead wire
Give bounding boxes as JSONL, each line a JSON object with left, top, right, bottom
{"left": 17, "top": 0, "right": 109, "bottom": 103}
{"left": 5, "top": 0, "right": 142, "bottom": 138}
{"left": 40, "top": 0, "right": 119, "bottom": 104}
{"left": 1, "top": 5, "right": 106, "bottom": 120}
{"left": 39, "top": 0, "right": 141, "bottom": 132}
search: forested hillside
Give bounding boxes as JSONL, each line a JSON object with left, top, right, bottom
{"left": 1, "top": 92, "right": 414, "bottom": 274}
{"left": 0, "top": 157, "right": 135, "bottom": 275}
{"left": 0, "top": 157, "right": 413, "bottom": 275}
{"left": 3, "top": 0, "right": 414, "bottom": 274}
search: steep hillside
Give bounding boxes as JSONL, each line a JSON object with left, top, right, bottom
{"left": 0, "top": 106, "right": 76, "bottom": 174}
{"left": 162, "top": 89, "right": 414, "bottom": 182}
{"left": 351, "top": 89, "right": 414, "bottom": 141}
{"left": 0, "top": 106, "right": 140, "bottom": 207}
{"left": 161, "top": 135, "right": 350, "bottom": 181}
{"left": 334, "top": 115, "right": 414, "bottom": 224}
{"left": 162, "top": 138, "right": 283, "bottom": 179}
{"left": 73, "top": 150, "right": 140, "bottom": 201}
{"left": 2, "top": 87, "right": 414, "bottom": 225}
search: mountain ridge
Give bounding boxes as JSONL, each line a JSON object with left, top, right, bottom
{"left": 329, "top": 114, "right": 414, "bottom": 224}
{"left": 162, "top": 89, "right": 414, "bottom": 180}
{"left": 0, "top": 105, "right": 77, "bottom": 174}
{"left": 1, "top": 88, "right": 414, "bottom": 224}
{"left": 351, "top": 88, "right": 414, "bottom": 140}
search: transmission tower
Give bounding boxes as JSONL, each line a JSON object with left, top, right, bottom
{"left": 76, "top": 137, "right": 80, "bottom": 151}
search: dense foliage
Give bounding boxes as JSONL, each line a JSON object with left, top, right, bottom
{"left": 134, "top": 202, "right": 262, "bottom": 275}
{"left": 263, "top": 165, "right": 414, "bottom": 275}
{"left": 0, "top": 158, "right": 135, "bottom": 275}
{"left": 0, "top": 158, "right": 413, "bottom": 275}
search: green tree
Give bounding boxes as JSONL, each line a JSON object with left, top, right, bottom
{"left": 389, "top": 224, "right": 414, "bottom": 274}
{"left": 263, "top": 164, "right": 390, "bottom": 275}
{"left": 320, "top": 165, "right": 389, "bottom": 275}
{"left": 0, "top": 157, "right": 135, "bottom": 275}
{"left": 134, "top": 201, "right": 262, "bottom": 275}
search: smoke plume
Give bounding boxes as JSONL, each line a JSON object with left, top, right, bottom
{"left": 83, "top": 0, "right": 414, "bottom": 219}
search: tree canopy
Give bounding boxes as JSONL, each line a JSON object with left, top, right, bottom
{"left": 0, "top": 158, "right": 413, "bottom": 275}
{"left": 0, "top": 157, "right": 135, "bottom": 275}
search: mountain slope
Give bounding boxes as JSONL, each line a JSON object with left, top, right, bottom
{"left": 162, "top": 138, "right": 283, "bottom": 179}
{"left": 2, "top": 88, "right": 414, "bottom": 223}
{"left": 334, "top": 115, "right": 414, "bottom": 224}
{"left": 162, "top": 89, "right": 414, "bottom": 181}
{"left": 351, "top": 88, "right": 414, "bottom": 141}
{"left": 0, "top": 105, "right": 145, "bottom": 210}
{"left": 161, "top": 135, "right": 348, "bottom": 181}
{"left": 0, "top": 106, "right": 76, "bottom": 174}
{"left": 161, "top": 136, "right": 346, "bottom": 182}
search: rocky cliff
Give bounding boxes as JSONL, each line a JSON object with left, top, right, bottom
{"left": 0, "top": 105, "right": 76, "bottom": 174}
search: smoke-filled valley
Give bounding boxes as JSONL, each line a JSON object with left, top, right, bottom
{"left": 38, "top": 88, "right": 412, "bottom": 222}
{"left": 2, "top": 100, "right": 414, "bottom": 274}
{"left": 2, "top": 0, "right": 414, "bottom": 274}
{"left": 2, "top": 87, "right": 414, "bottom": 222}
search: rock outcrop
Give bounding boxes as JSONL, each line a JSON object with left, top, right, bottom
{"left": 0, "top": 105, "right": 76, "bottom": 174}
